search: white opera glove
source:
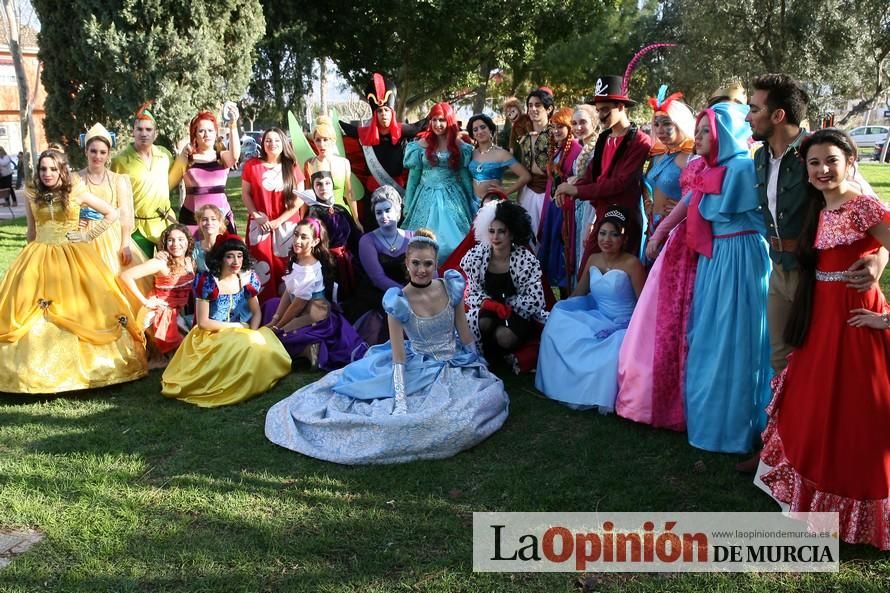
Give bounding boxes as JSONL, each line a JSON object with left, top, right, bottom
{"left": 392, "top": 362, "right": 407, "bottom": 416}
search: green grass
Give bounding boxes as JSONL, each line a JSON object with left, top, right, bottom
{"left": 1, "top": 176, "right": 889, "bottom": 592}
{"left": 860, "top": 162, "right": 890, "bottom": 202}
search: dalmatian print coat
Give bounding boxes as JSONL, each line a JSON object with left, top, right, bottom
{"left": 459, "top": 243, "right": 548, "bottom": 342}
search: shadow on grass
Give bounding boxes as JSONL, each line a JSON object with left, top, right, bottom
{"left": 1, "top": 364, "right": 889, "bottom": 592}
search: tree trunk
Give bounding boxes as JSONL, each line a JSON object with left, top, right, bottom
{"left": 318, "top": 58, "right": 328, "bottom": 117}
{"left": 472, "top": 58, "right": 495, "bottom": 115}
{"left": 1, "top": 0, "right": 34, "bottom": 183}
{"left": 836, "top": 93, "right": 884, "bottom": 127}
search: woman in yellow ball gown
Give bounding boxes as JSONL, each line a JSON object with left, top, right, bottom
{"left": 160, "top": 233, "right": 291, "bottom": 406}
{"left": 0, "top": 147, "right": 147, "bottom": 393}
{"left": 76, "top": 123, "right": 146, "bottom": 275}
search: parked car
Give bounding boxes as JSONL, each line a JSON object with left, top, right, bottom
{"left": 874, "top": 140, "right": 890, "bottom": 163}
{"left": 848, "top": 125, "right": 889, "bottom": 151}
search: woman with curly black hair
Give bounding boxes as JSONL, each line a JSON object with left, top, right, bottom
{"left": 460, "top": 200, "right": 547, "bottom": 360}
{"left": 161, "top": 233, "right": 291, "bottom": 407}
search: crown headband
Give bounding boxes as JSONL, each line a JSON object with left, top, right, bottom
{"left": 80, "top": 122, "right": 116, "bottom": 149}
{"left": 408, "top": 235, "right": 439, "bottom": 250}
{"left": 604, "top": 209, "right": 627, "bottom": 222}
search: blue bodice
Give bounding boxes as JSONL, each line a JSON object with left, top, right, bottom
{"left": 646, "top": 153, "right": 683, "bottom": 200}
{"left": 194, "top": 271, "right": 261, "bottom": 323}
{"left": 383, "top": 269, "right": 466, "bottom": 360}
{"left": 587, "top": 268, "right": 637, "bottom": 322}
{"left": 468, "top": 157, "right": 516, "bottom": 182}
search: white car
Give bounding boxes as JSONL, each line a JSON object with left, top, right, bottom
{"left": 848, "top": 125, "right": 889, "bottom": 150}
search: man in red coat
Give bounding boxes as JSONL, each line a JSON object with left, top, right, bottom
{"left": 554, "top": 75, "right": 652, "bottom": 269}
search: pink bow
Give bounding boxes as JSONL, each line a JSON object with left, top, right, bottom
{"left": 685, "top": 165, "right": 726, "bottom": 258}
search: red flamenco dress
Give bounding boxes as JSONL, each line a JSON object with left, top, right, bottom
{"left": 145, "top": 267, "right": 195, "bottom": 354}
{"left": 757, "top": 194, "right": 890, "bottom": 549}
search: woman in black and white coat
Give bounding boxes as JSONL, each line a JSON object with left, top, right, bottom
{"left": 460, "top": 200, "right": 547, "bottom": 359}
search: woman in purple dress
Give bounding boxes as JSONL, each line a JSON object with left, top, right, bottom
{"left": 349, "top": 185, "right": 414, "bottom": 344}
{"left": 263, "top": 217, "right": 367, "bottom": 369}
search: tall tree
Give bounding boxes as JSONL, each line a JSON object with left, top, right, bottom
{"left": 655, "top": 0, "right": 890, "bottom": 117}
{"left": 33, "top": 0, "right": 264, "bottom": 149}
{"left": 246, "top": 4, "right": 314, "bottom": 129}
{"left": 0, "top": 0, "right": 38, "bottom": 177}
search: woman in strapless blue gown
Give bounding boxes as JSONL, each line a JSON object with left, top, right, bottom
{"left": 535, "top": 209, "right": 644, "bottom": 411}
{"left": 265, "top": 231, "right": 510, "bottom": 465}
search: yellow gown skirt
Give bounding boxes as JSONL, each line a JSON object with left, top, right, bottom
{"left": 0, "top": 241, "right": 148, "bottom": 394}
{"left": 160, "top": 325, "right": 291, "bottom": 407}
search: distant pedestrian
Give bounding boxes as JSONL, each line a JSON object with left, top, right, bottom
{"left": 0, "top": 147, "right": 15, "bottom": 206}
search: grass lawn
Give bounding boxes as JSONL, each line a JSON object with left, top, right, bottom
{"left": 1, "top": 175, "right": 889, "bottom": 592}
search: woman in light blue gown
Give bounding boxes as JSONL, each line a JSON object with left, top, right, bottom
{"left": 402, "top": 102, "right": 476, "bottom": 263}
{"left": 535, "top": 209, "right": 644, "bottom": 411}
{"left": 265, "top": 230, "right": 509, "bottom": 465}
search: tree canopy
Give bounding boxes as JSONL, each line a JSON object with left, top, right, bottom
{"left": 655, "top": 0, "right": 890, "bottom": 119}
{"left": 34, "top": 0, "right": 264, "bottom": 148}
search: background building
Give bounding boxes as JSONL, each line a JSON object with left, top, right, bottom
{"left": 0, "top": 25, "right": 46, "bottom": 155}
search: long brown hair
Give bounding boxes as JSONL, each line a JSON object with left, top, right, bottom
{"left": 258, "top": 127, "right": 300, "bottom": 210}
{"left": 31, "top": 147, "right": 73, "bottom": 211}
{"left": 158, "top": 223, "right": 196, "bottom": 273}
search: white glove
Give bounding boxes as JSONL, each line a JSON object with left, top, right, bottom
{"left": 392, "top": 362, "right": 407, "bottom": 415}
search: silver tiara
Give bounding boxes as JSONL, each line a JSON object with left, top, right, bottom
{"left": 604, "top": 209, "right": 626, "bottom": 222}
{"left": 409, "top": 235, "right": 439, "bottom": 249}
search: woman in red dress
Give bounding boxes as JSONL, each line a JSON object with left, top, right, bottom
{"left": 241, "top": 128, "right": 306, "bottom": 302}
{"left": 756, "top": 128, "right": 890, "bottom": 549}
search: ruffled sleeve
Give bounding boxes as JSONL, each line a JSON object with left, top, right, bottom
{"left": 194, "top": 272, "right": 219, "bottom": 301}
{"left": 459, "top": 142, "right": 474, "bottom": 167}
{"left": 403, "top": 141, "right": 424, "bottom": 171}
{"left": 382, "top": 287, "right": 412, "bottom": 324}
{"left": 69, "top": 175, "right": 89, "bottom": 205}
{"left": 244, "top": 271, "right": 261, "bottom": 297}
{"left": 851, "top": 195, "right": 890, "bottom": 233}
{"left": 442, "top": 268, "right": 467, "bottom": 307}
{"left": 282, "top": 262, "right": 324, "bottom": 299}
{"left": 402, "top": 142, "right": 424, "bottom": 223}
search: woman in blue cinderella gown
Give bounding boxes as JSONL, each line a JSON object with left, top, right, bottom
{"left": 265, "top": 229, "right": 510, "bottom": 465}
{"left": 535, "top": 209, "right": 644, "bottom": 411}
{"left": 402, "top": 102, "right": 476, "bottom": 264}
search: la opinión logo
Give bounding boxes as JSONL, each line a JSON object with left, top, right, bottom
{"left": 490, "top": 521, "right": 708, "bottom": 570}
